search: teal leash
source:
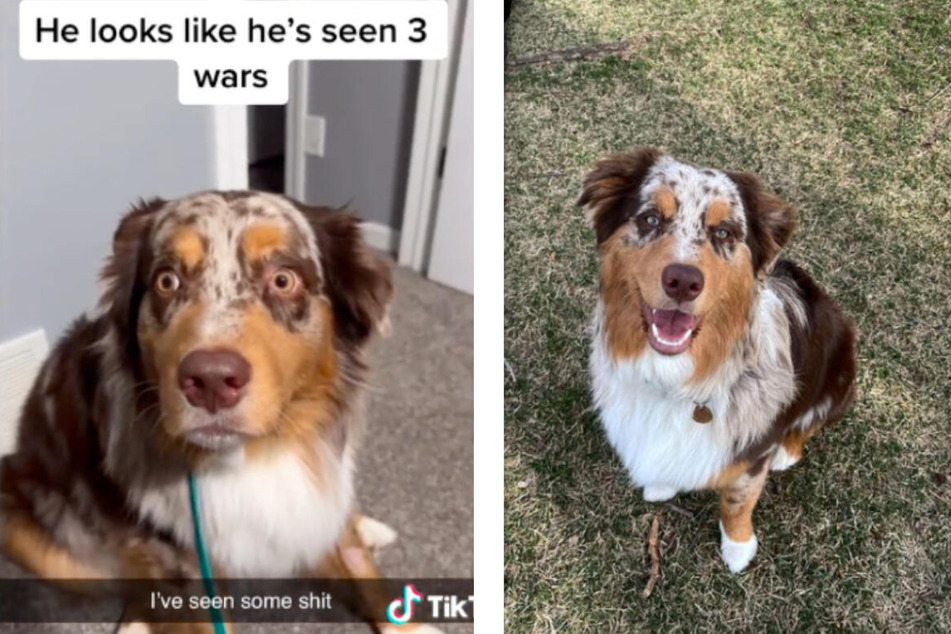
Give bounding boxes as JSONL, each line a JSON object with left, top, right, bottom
{"left": 187, "top": 472, "right": 227, "bottom": 634}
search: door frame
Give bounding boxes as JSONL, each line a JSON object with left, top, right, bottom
{"left": 398, "top": 0, "right": 467, "bottom": 272}
{"left": 240, "top": 0, "right": 467, "bottom": 262}
{"left": 283, "top": 60, "right": 402, "bottom": 254}
{"left": 212, "top": 106, "right": 250, "bottom": 190}
{"left": 284, "top": 61, "right": 310, "bottom": 201}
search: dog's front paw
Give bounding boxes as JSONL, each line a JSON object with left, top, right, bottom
{"left": 642, "top": 485, "right": 677, "bottom": 502}
{"left": 719, "top": 521, "right": 757, "bottom": 573}
{"left": 770, "top": 445, "right": 801, "bottom": 471}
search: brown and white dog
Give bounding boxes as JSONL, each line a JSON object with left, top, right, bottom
{"left": 580, "top": 149, "right": 856, "bottom": 573}
{"left": 0, "top": 191, "right": 442, "bottom": 632}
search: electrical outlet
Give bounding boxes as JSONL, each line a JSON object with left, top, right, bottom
{"left": 0, "top": 329, "right": 49, "bottom": 457}
{"left": 304, "top": 115, "right": 326, "bottom": 157}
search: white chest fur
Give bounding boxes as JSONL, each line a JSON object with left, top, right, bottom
{"left": 591, "top": 337, "right": 734, "bottom": 493}
{"left": 589, "top": 287, "right": 797, "bottom": 496}
{"left": 132, "top": 448, "right": 353, "bottom": 577}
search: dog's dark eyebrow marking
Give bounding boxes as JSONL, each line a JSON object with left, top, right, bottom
{"left": 701, "top": 168, "right": 716, "bottom": 177}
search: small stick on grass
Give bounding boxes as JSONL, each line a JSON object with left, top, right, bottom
{"left": 664, "top": 501, "right": 694, "bottom": 519}
{"left": 642, "top": 514, "right": 661, "bottom": 598}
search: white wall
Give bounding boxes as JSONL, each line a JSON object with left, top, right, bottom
{"left": 0, "top": 1, "right": 217, "bottom": 343}
{"left": 304, "top": 61, "right": 419, "bottom": 230}
{"left": 427, "top": 0, "right": 473, "bottom": 295}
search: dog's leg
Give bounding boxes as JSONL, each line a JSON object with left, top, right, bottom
{"left": 1, "top": 512, "right": 108, "bottom": 579}
{"left": 771, "top": 430, "right": 807, "bottom": 471}
{"left": 314, "top": 514, "right": 445, "bottom": 634}
{"left": 717, "top": 464, "right": 768, "bottom": 574}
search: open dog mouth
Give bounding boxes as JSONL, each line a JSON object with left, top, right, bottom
{"left": 641, "top": 301, "right": 701, "bottom": 355}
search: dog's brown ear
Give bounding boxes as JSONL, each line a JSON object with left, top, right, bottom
{"left": 727, "top": 172, "right": 798, "bottom": 272}
{"left": 577, "top": 147, "right": 661, "bottom": 244}
{"left": 99, "top": 198, "right": 165, "bottom": 355}
{"left": 300, "top": 205, "right": 393, "bottom": 348}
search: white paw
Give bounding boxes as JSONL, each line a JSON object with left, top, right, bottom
{"left": 116, "top": 623, "right": 151, "bottom": 634}
{"left": 356, "top": 515, "right": 399, "bottom": 551}
{"left": 770, "top": 445, "right": 801, "bottom": 472}
{"left": 719, "top": 521, "right": 758, "bottom": 573}
{"left": 642, "top": 485, "right": 678, "bottom": 502}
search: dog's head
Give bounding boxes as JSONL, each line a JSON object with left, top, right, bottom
{"left": 579, "top": 148, "right": 797, "bottom": 378}
{"left": 100, "top": 192, "right": 391, "bottom": 452}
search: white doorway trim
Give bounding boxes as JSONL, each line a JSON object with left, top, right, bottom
{"left": 212, "top": 105, "right": 249, "bottom": 190}
{"left": 283, "top": 60, "right": 401, "bottom": 255}
{"left": 398, "top": 0, "right": 466, "bottom": 272}
{"left": 285, "top": 61, "right": 310, "bottom": 201}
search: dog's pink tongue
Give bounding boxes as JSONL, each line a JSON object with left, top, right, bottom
{"left": 653, "top": 308, "right": 697, "bottom": 337}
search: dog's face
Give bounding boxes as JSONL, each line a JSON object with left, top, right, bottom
{"left": 101, "top": 192, "right": 391, "bottom": 452}
{"left": 580, "top": 149, "right": 797, "bottom": 377}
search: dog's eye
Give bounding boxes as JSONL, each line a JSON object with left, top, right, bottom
{"left": 154, "top": 270, "right": 180, "bottom": 295}
{"left": 714, "top": 227, "right": 731, "bottom": 241}
{"left": 269, "top": 268, "right": 300, "bottom": 295}
{"left": 637, "top": 212, "right": 662, "bottom": 232}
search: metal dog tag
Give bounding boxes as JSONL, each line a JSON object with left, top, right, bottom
{"left": 693, "top": 404, "right": 713, "bottom": 424}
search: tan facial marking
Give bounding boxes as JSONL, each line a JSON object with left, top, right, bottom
{"left": 599, "top": 231, "right": 676, "bottom": 361}
{"left": 689, "top": 244, "right": 754, "bottom": 382}
{"left": 139, "top": 300, "right": 206, "bottom": 378}
{"left": 653, "top": 187, "right": 678, "bottom": 219}
{"left": 237, "top": 301, "right": 340, "bottom": 461}
{"left": 170, "top": 227, "right": 205, "bottom": 271}
{"left": 242, "top": 224, "right": 286, "bottom": 262}
{"left": 705, "top": 199, "right": 731, "bottom": 227}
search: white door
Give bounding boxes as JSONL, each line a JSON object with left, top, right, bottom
{"left": 426, "top": 0, "right": 473, "bottom": 295}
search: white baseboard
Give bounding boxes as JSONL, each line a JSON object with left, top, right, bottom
{"left": 0, "top": 329, "right": 49, "bottom": 457}
{"left": 360, "top": 221, "right": 400, "bottom": 255}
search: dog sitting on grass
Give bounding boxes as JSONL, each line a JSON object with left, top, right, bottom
{"left": 580, "top": 148, "right": 856, "bottom": 573}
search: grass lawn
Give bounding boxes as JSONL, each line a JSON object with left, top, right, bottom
{"left": 503, "top": 1, "right": 951, "bottom": 632}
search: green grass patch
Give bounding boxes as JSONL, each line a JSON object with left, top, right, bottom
{"left": 504, "top": 1, "right": 951, "bottom": 632}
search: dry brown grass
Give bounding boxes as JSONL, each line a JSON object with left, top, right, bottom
{"left": 504, "top": 1, "right": 951, "bottom": 632}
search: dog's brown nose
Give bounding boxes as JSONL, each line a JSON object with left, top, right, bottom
{"left": 662, "top": 264, "right": 705, "bottom": 303}
{"left": 178, "top": 349, "right": 251, "bottom": 413}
